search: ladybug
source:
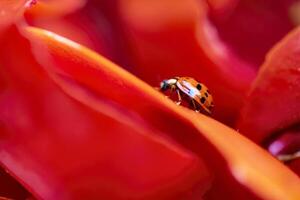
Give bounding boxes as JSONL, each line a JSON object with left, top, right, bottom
{"left": 160, "top": 77, "right": 214, "bottom": 114}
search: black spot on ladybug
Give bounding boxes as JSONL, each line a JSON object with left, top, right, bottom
{"left": 196, "top": 84, "right": 202, "bottom": 90}
{"left": 200, "top": 97, "right": 206, "bottom": 103}
{"left": 207, "top": 90, "right": 210, "bottom": 94}
{"left": 204, "top": 92, "right": 208, "bottom": 97}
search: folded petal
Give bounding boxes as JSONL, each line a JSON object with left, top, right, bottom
{"left": 238, "top": 27, "right": 300, "bottom": 176}
{"left": 3, "top": 26, "right": 299, "bottom": 199}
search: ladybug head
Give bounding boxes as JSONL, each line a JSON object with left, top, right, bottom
{"left": 160, "top": 80, "right": 169, "bottom": 91}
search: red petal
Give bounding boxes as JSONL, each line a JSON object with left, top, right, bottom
{"left": 209, "top": 0, "right": 298, "bottom": 67}
{"left": 238, "top": 27, "right": 300, "bottom": 175}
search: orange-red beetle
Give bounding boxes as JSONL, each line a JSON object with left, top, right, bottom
{"left": 160, "top": 77, "right": 214, "bottom": 114}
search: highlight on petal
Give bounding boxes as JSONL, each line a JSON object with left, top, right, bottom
{"left": 3, "top": 26, "right": 298, "bottom": 199}
{"left": 238, "top": 26, "right": 300, "bottom": 176}
{"left": 117, "top": 0, "right": 255, "bottom": 126}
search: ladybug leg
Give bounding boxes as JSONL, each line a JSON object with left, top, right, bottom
{"left": 162, "top": 84, "right": 175, "bottom": 99}
{"left": 175, "top": 89, "right": 182, "bottom": 105}
{"left": 191, "top": 99, "right": 197, "bottom": 110}
{"left": 170, "top": 85, "right": 176, "bottom": 92}
{"left": 191, "top": 99, "right": 200, "bottom": 112}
